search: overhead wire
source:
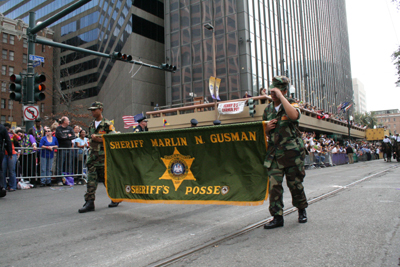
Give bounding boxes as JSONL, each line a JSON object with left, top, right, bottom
{"left": 385, "top": 0, "right": 400, "bottom": 45}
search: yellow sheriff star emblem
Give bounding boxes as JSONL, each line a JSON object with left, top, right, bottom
{"left": 160, "top": 147, "right": 196, "bottom": 191}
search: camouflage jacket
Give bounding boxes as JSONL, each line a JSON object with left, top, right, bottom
{"left": 262, "top": 98, "right": 305, "bottom": 169}
{"left": 88, "top": 117, "right": 115, "bottom": 155}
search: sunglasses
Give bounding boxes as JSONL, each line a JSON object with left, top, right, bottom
{"left": 45, "top": 130, "right": 51, "bottom": 132}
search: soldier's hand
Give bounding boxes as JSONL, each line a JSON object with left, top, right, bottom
{"left": 266, "top": 119, "right": 278, "bottom": 131}
{"left": 270, "top": 88, "right": 283, "bottom": 99}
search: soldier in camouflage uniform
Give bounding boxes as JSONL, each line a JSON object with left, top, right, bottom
{"left": 79, "top": 102, "right": 120, "bottom": 213}
{"left": 262, "top": 76, "right": 308, "bottom": 229}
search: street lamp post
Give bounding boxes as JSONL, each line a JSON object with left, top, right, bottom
{"left": 204, "top": 23, "right": 216, "bottom": 80}
{"left": 204, "top": 22, "right": 218, "bottom": 119}
{"left": 347, "top": 111, "right": 353, "bottom": 140}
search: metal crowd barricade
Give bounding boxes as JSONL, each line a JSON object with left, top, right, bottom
{"left": 12, "top": 147, "right": 88, "bottom": 183}
{"left": 357, "top": 153, "right": 368, "bottom": 162}
{"left": 304, "top": 153, "right": 313, "bottom": 169}
{"left": 323, "top": 152, "right": 333, "bottom": 166}
{"left": 313, "top": 152, "right": 327, "bottom": 168}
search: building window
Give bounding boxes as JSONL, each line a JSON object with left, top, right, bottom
{"left": 42, "top": 45, "right": 45, "bottom": 53}
{"left": 1, "top": 82, "right": 6, "bottom": 92}
{"left": 9, "top": 66, "right": 14, "bottom": 76}
{"left": 41, "top": 103, "right": 45, "bottom": 112}
{"left": 1, "top": 116, "right": 5, "bottom": 124}
{"left": 22, "top": 69, "right": 27, "bottom": 74}
{"left": 23, "top": 38, "right": 28, "bottom": 48}
{"left": 9, "top": 51, "right": 14, "bottom": 61}
{"left": 1, "top": 99, "right": 6, "bottom": 109}
{"left": 23, "top": 54, "right": 27, "bottom": 63}
{"left": 2, "top": 49, "right": 7, "bottom": 60}
{"left": 9, "top": 35, "right": 14, "bottom": 45}
{"left": 8, "top": 100, "right": 13, "bottom": 110}
{"left": 1, "top": 66, "right": 6, "bottom": 75}
{"left": 8, "top": 116, "right": 13, "bottom": 122}
{"left": 2, "top": 33, "right": 7, "bottom": 43}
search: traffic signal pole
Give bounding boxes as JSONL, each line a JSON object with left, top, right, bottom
{"left": 26, "top": 12, "right": 36, "bottom": 131}
{"left": 24, "top": 0, "right": 175, "bottom": 131}
{"left": 34, "top": 38, "right": 166, "bottom": 70}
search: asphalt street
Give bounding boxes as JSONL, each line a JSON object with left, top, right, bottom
{"left": 0, "top": 160, "right": 399, "bottom": 267}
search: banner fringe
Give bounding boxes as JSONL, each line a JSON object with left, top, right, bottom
{"left": 108, "top": 198, "right": 267, "bottom": 206}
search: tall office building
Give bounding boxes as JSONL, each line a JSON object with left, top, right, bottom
{"left": 352, "top": 78, "right": 366, "bottom": 114}
{"left": 164, "top": 0, "right": 353, "bottom": 113}
{"left": 0, "top": 0, "right": 166, "bottom": 130}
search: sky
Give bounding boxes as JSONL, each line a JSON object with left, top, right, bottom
{"left": 346, "top": 0, "right": 400, "bottom": 112}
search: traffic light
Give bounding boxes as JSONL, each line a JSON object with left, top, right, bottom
{"left": 9, "top": 74, "right": 23, "bottom": 102}
{"left": 161, "top": 63, "right": 177, "bottom": 72}
{"left": 34, "top": 73, "right": 46, "bottom": 102}
{"left": 111, "top": 52, "right": 132, "bottom": 62}
{"left": 248, "top": 98, "right": 256, "bottom": 117}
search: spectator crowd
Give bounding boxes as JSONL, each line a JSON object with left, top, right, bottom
{"left": 0, "top": 116, "right": 89, "bottom": 192}
{"left": 301, "top": 132, "right": 382, "bottom": 168}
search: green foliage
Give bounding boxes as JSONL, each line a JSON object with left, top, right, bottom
{"left": 392, "top": 47, "right": 400, "bottom": 87}
{"left": 353, "top": 111, "right": 378, "bottom": 129}
{"left": 392, "top": 0, "right": 400, "bottom": 85}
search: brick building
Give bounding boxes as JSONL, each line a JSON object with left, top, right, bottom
{"left": 373, "top": 109, "right": 400, "bottom": 135}
{"left": 0, "top": 14, "right": 53, "bottom": 127}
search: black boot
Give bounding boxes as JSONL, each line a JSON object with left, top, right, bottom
{"left": 108, "top": 201, "right": 120, "bottom": 208}
{"left": 78, "top": 200, "right": 95, "bottom": 213}
{"left": 298, "top": 209, "right": 307, "bottom": 223}
{"left": 264, "top": 216, "right": 284, "bottom": 229}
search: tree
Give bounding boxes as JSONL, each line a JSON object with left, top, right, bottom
{"left": 48, "top": 52, "right": 92, "bottom": 128}
{"left": 353, "top": 111, "right": 378, "bottom": 129}
{"left": 392, "top": 47, "right": 400, "bottom": 86}
{"left": 392, "top": 0, "right": 400, "bottom": 85}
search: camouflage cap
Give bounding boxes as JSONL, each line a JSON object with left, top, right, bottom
{"left": 269, "top": 76, "right": 290, "bottom": 91}
{"left": 88, "top": 101, "right": 103, "bottom": 110}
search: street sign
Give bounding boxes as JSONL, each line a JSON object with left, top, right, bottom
{"left": 23, "top": 105, "right": 40, "bottom": 121}
{"left": 29, "top": 55, "right": 44, "bottom": 63}
{"left": 33, "top": 60, "right": 41, "bottom": 68}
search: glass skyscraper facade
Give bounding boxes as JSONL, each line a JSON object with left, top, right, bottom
{"left": 0, "top": 0, "right": 164, "bottom": 102}
{"left": 165, "top": 0, "right": 353, "bottom": 113}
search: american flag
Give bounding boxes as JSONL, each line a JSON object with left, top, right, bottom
{"left": 122, "top": 115, "right": 138, "bottom": 129}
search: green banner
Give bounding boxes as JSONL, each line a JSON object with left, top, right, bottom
{"left": 104, "top": 121, "right": 269, "bottom": 206}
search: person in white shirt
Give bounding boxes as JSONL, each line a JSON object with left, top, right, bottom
{"left": 383, "top": 135, "right": 391, "bottom": 143}
{"left": 395, "top": 134, "right": 400, "bottom": 142}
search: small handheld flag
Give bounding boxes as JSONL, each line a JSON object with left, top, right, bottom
{"left": 163, "top": 119, "right": 170, "bottom": 127}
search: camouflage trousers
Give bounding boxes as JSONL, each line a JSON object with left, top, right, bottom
{"left": 84, "top": 164, "right": 105, "bottom": 201}
{"left": 84, "top": 152, "right": 105, "bottom": 201}
{"left": 267, "top": 159, "right": 308, "bottom": 216}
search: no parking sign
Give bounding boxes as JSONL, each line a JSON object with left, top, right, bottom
{"left": 23, "top": 105, "right": 40, "bottom": 121}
